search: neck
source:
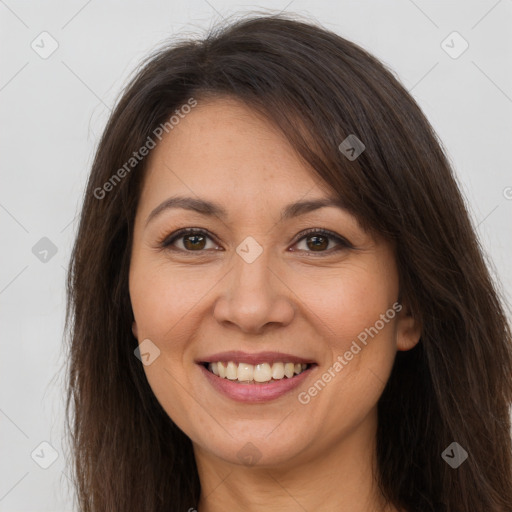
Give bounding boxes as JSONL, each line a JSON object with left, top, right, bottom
{"left": 193, "top": 409, "right": 397, "bottom": 512}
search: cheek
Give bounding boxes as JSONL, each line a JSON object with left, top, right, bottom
{"left": 129, "top": 260, "right": 218, "bottom": 415}
{"left": 298, "top": 262, "right": 398, "bottom": 408}
{"left": 130, "top": 259, "right": 214, "bottom": 341}
{"left": 129, "top": 263, "right": 193, "bottom": 396}
{"left": 129, "top": 263, "right": 198, "bottom": 431}
{"left": 300, "top": 261, "right": 398, "bottom": 345}
{"left": 344, "top": 277, "right": 398, "bottom": 365}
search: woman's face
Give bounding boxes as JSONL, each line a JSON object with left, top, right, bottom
{"left": 129, "top": 96, "right": 420, "bottom": 468}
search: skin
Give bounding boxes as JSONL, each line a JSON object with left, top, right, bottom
{"left": 129, "top": 96, "right": 421, "bottom": 512}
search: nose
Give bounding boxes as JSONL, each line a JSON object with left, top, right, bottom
{"left": 212, "top": 246, "right": 295, "bottom": 334}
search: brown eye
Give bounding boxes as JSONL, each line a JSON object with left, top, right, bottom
{"left": 161, "top": 227, "right": 351, "bottom": 256}
{"left": 291, "top": 228, "right": 352, "bottom": 255}
{"left": 304, "top": 234, "right": 329, "bottom": 251}
{"left": 182, "top": 233, "right": 206, "bottom": 250}
{"left": 162, "top": 228, "right": 219, "bottom": 252}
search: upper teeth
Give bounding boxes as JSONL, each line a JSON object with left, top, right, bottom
{"left": 208, "top": 361, "right": 308, "bottom": 383}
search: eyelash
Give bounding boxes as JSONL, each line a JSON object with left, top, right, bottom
{"left": 159, "top": 227, "right": 353, "bottom": 256}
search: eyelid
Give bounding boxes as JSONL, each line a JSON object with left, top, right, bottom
{"left": 159, "top": 227, "right": 221, "bottom": 251}
{"left": 290, "top": 227, "right": 353, "bottom": 250}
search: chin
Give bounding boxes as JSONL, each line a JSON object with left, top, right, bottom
{"left": 193, "top": 423, "right": 312, "bottom": 468}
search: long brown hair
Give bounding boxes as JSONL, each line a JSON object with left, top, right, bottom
{"left": 65, "top": 13, "right": 512, "bottom": 511}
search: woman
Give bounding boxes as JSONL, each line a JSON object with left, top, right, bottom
{"left": 65, "top": 13, "right": 512, "bottom": 512}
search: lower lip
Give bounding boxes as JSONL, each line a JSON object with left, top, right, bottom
{"left": 198, "top": 364, "right": 315, "bottom": 403}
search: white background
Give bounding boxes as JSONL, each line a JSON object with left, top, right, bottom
{"left": 1, "top": 1, "right": 511, "bottom": 510}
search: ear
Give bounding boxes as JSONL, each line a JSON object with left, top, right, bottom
{"left": 132, "top": 320, "right": 138, "bottom": 339}
{"left": 395, "top": 300, "right": 421, "bottom": 351}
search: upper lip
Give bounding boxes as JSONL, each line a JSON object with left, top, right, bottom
{"left": 196, "top": 350, "right": 316, "bottom": 366}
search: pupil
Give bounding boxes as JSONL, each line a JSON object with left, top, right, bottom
{"left": 184, "top": 234, "right": 205, "bottom": 250}
{"left": 308, "top": 235, "right": 327, "bottom": 251}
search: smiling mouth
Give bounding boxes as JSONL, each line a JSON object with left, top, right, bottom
{"left": 201, "top": 361, "right": 315, "bottom": 384}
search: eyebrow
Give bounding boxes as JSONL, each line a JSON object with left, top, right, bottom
{"left": 145, "top": 195, "right": 349, "bottom": 227}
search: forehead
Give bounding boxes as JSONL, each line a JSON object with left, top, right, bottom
{"left": 139, "top": 97, "right": 326, "bottom": 209}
